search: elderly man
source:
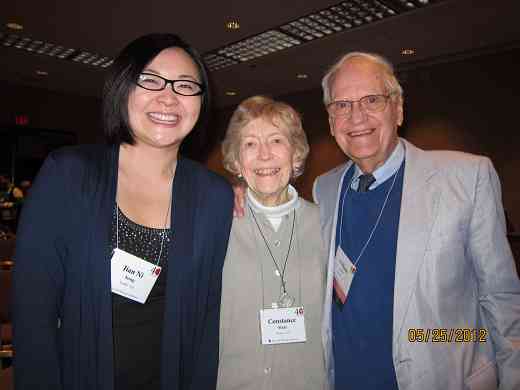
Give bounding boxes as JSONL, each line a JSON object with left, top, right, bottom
{"left": 313, "top": 52, "right": 520, "bottom": 390}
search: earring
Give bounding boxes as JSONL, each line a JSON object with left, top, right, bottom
{"left": 237, "top": 173, "right": 243, "bottom": 179}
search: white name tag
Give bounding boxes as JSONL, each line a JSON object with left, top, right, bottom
{"left": 111, "top": 248, "right": 161, "bottom": 304}
{"left": 260, "top": 307, "right": 306, "bottom": 345}
{"left": 333, "top": 246, "right": 356, "bottom": 305}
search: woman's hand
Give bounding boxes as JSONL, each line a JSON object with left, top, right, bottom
{"left": 233, "top": 184, "right": 246, "bottom": 217}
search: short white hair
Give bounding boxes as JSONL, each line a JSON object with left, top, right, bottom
{"left": 222, "top": 95, "right": 310, "bottom": 179}
{"left": 321, "top": 51, "right": 403, "bottom": 105}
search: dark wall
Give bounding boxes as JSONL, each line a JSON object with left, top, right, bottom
{"left": 208, "top": 48, "right": 520, "bottom": 230}
{"left": 0, "top": 81, "right": 103, "bottom": 144}
{"left": 402, "top": 49, "right": 520, "bottom": 230}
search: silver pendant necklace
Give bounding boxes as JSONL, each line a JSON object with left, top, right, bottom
{"left": 249, "top": 206, "right": 296, "bottom": 308}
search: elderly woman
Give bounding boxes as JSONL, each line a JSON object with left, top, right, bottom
{"left": 13, "top": 33, "right": 233, "bottom": 390}
{"left": 218, "top": 96, "right": 327, "bottom": 389}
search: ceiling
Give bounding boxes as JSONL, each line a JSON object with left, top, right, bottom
{"left": 1, "top": 0, "right": 519, "bottom": 108}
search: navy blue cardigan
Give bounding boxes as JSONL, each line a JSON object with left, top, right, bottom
{"left": 12, "top": 144, "right": 233, "bottom": 390}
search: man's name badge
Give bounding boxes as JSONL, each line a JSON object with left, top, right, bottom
{"left": 259, "top": 306, "right": 306, "bottom": 345}
{"left": 111, "top": 248, "right": 161, "bottom": 304}
{"left": 333, "top": 246, "right": 356, "bottom": 305}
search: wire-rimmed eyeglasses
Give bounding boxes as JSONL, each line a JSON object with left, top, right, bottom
{"left": 136, "top": 73, "right": 204, "bottom": 96}
{"left": 326, "top": 94, "right": 394, "bottom": 117}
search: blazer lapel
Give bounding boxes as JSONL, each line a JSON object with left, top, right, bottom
{"left": 325, "top": 162, "right": 352, "bottom": 259}
{"left": 321, "top": 161, "right": 352, "bottom": 379}
{"left": 165, "top": 157, "right": 196, "bottom": 302}
{"left": 87, "top": 145, "right": 118, "bottom": 389}
{"left": 161, "top": 157, "right": 197, "bottom": 385}
{"left": 393, "top": 140, "right": 441, "bottom": 348}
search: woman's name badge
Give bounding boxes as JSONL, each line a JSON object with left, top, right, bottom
{"left": 259, "top": 307, "right": 306, "bottom": 345}
{"left": 333, "top": 246, "right": 356, "bottom": 305}
{"left": 111, "top": 248, "right": 161, "bottom": 304}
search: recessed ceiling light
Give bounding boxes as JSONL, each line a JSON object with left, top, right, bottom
{"left": 35, "top": 70, "right": 48, "bottom": 76}
{"left": 6, "top": 22, "right": 23, "bottom": 31}
{"left": 226, "top": 20, "right": 240, "bottom": 30}
{"left": 401, "top": 48, "right": 415, "bottom": 55}
{"left": 296, "top": 73, "right": 308, "bottom": 79}
{"left": 225, "top": 91, "right": 237, "bottom": 96}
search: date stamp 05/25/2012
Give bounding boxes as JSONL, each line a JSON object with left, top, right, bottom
{"left": 408, "top": 328, "right": 488, "bottom": 343}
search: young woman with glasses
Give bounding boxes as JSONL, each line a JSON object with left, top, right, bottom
{"left": 13, "top": 33, "right": 233, "bottom": 390}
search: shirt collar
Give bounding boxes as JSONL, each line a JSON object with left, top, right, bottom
{"left": 352, "top": 139, "right": 405, "bottom": 191}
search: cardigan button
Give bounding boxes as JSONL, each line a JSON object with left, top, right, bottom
{"left": 264, "top": 367, "right": 271, "bottom": 374}
{"left": 274, "top": 240, "right": 281, "bottom": 247}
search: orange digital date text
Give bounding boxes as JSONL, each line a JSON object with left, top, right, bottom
{"left": 408, "top": 328, "right": 488, "bottom": 343}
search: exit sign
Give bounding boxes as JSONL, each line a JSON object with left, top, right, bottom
{"left": 15, "top": 115, "right": 29, "bottom": 126}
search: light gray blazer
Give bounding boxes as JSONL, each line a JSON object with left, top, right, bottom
{"left": 313, "top": 139, "right": 520, "bottom": 390}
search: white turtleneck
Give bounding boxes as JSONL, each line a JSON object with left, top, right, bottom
{"left": 247, "top": 185, "right": 300, "bottom": 231}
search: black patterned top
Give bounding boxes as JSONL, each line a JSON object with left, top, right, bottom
{"left": 110, "top": 206, "right": 171, "bottom": 390}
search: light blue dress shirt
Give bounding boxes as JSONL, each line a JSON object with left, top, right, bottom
{"left": 351, "top": 140, "right": 405, "bottom": 191}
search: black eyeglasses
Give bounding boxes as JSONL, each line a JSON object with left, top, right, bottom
{"left": 136, "top": 73, "right": 204, "bottom": 96}
{"left": 326, "top": 94, "right": 393, "bottom": 117}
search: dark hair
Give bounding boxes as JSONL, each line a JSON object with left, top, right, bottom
{"left": 102, "top": 33, "right": 211, "bottom": 154}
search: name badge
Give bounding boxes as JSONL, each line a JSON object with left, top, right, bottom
{"left": 111, "top": 248, "right": 161, "bottom": 304}
{"left": 260, "top": 307, "right": 306, "bottom": 345}
{"left": 333, "top": 246, "right": 356, "bottom": 305}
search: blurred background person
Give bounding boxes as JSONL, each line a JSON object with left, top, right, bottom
{"left": 18, "top": 180, "right": 32, "bottom": 198}
{"left": 0, "top": 174, "right": 23, "bottom": 234}
{"left": 0, "top": 175, "right": 23, "bottom": 203}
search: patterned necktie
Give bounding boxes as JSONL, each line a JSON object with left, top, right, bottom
{"left": 357, "top": 173, "right": 375, "bottom": 192}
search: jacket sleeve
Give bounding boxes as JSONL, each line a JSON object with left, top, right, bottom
{"left": 468, "top": 157, "right": 520, "bottom": 389}
{"left": 189, "top": 182, "right": 233, "bottom": 389}
{"left": 13, "top": 152, "right": 67, "bottom": 389}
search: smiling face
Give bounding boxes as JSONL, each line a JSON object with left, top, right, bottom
{"left": 236, "top": 117, "right": 295, "bottom": 207}
{"left": 328, "top": 56, "right": 403, "bottom": 173}
{"left": 127, "top": 47, "right": 202, "bottom": 152}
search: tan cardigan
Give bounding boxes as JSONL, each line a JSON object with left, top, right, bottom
{"left": 217, "top": 198, "right": 328, "bottom": 390}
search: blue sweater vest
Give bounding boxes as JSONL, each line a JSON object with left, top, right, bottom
{"left": 333, "top": 162, "right": 405, "bottom": 389}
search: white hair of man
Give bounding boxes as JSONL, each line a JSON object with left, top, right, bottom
{"left": 321, "top": 51, "right": 404, "bottom": 106}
